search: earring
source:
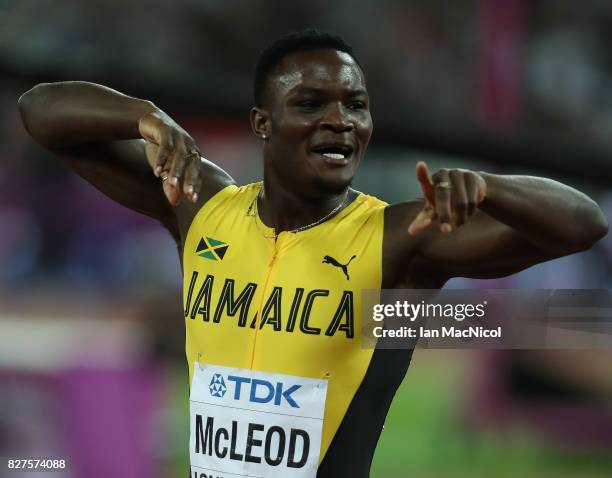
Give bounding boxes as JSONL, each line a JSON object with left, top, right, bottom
{"left": 261, "top": 134, "right": 267, "bottom": 141}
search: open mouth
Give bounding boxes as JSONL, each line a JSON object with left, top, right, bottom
{"left": 311, "top": 144, "right": 355, "bottom": 165}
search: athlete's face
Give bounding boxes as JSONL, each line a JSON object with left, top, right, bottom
{"left": 254, "top": 49, "right": 372, "bottom": 195}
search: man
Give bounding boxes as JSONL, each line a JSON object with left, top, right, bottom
{"left": 18, "top": 29, "right": 607, "bottom": 478}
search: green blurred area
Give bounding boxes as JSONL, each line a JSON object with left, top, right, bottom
{"left": 372, "top": 350, "right": 612, "bottom": 478}
{"left": 167, "top": 350, "right": 612, "bottom": 478}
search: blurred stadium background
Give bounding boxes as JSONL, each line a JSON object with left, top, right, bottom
{"left": 1, "top": 0, "right": 612, "bottom": 477}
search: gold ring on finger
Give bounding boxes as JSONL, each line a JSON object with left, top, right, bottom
{"left": 436, "top": 181, "right": 451, "bottom": 189}
{"left": 161, "top": 175, "right": 169, "bottom": 182}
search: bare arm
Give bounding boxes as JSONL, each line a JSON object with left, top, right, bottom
{"left": 18, "top": 81, "right": 234, "bottom": 239}
{"left": 18, "top": 81, "right": 155, "bottom": 148}
{"left": 389, "top": 162, "right": 608, "bottom": 282}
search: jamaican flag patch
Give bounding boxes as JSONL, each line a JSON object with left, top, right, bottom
{"left": 196, "top": 237, "right": 228, "bottom": 261}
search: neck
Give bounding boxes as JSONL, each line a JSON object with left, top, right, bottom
{"left": 258, "top": 173, "right": 350, "bottom": 234}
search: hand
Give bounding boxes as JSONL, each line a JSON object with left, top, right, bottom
{"left": 408, "top": 161, "right": 487, "bottom": 235}
{"left": 138, "top": 110, "right": 202, "bottom": 206}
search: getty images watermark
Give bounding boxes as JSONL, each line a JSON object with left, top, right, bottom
{"left": 361, "top": 289, "right": 612, "bottom": 349}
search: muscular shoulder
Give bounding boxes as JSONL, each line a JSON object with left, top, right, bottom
{"left": 173, "top": 157, "right": 237, "bottom": 243}
{"left": 384, "top": 200, "right": 424, "bottom": 232}
{"left": 382, "top": 200, "right": 446, "bottom": 288}
{"left": 383, "top": 200, "right": 425, "bottom": 254}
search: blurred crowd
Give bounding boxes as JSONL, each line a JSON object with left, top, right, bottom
{"left": 1, "top": 1, "right": 612, "bottom": 134}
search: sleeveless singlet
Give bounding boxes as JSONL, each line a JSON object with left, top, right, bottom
{"left": 183, "top": 182, "right": 414, "bottom": 477}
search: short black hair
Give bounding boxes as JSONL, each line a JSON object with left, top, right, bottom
{"left": 253, "top": 28, "right": 361, "bottom": 107}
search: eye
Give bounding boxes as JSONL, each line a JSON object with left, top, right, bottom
{"left": 347, "top": 101, "right": 366, "bottom": 111}
{"left": 296, "top": 100, "right": 321, "bottom": 110}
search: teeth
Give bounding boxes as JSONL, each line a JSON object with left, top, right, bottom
{"left": 322, "top": 152, "right": 346, "bottom": 159}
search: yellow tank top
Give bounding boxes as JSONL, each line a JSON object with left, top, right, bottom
{"left": 183, "top": 182, "right": 386, "bottom": 461}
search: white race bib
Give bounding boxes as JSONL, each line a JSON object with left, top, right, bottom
{"left": 189, "top": 363, "right": 328, "bottom": 478}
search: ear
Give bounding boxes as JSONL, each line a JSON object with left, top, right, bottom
{"left": 250, "top": 107, "right": 270, "bottom": 141}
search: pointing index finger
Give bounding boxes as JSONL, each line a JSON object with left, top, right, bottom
{"left": 416, "top": 160, "right": 436, "bottom": 206}
{"left": 416, "top": 161, "right": 432, "bottom": 186}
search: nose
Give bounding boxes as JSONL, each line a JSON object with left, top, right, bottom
{"left": 320, "top": 102, "right": 354, "bottom": 133}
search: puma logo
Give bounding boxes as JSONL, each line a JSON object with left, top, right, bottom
{"left": 322, "top": 255, "right": 356, "bottom": 280}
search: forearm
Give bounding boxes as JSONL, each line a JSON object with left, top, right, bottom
{"left": 478, "top": 172, "right": 608, "bottom": 253}
{"left": 18, "top": 81, "right": 156, "bottom": 149}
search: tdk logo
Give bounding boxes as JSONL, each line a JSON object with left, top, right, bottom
{"left": 209, "top": 374, "right": 301, "bottom": 408}
{"left": 209, "top": 374, "right": 227, "bottom": 397}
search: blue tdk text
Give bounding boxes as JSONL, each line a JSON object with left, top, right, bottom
{"left": 227, "top": 376, "right": 301, "bottom": 408}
